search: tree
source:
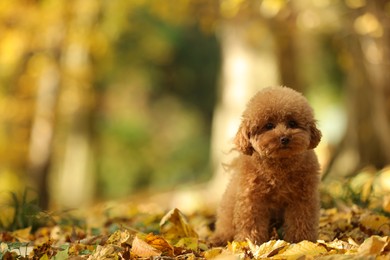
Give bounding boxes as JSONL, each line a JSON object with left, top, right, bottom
{"left": 325, "top": 0, "right": 390, "bottom": 179}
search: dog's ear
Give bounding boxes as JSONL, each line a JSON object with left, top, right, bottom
{"left": 308, "top": 122, "right": 322, "bottom": 149}
{"left": 234, "top": 121, "right": 253, "bottom": 155}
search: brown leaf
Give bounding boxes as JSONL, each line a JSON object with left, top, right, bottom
{"left": 144, "top": 233, "right": 174, "bottom": 256}
{"left": 160, "top": 208, "right": 198, "bottom": 244}
{"left": 131, "top": 235, "right": 162, "bottom": 257}
{"left": 131, "top": 233, "right": 174, "bottom": 257}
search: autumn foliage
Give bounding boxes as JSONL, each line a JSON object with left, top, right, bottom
{"left": 1, "top": 196, "right": 390, "bottom": 259}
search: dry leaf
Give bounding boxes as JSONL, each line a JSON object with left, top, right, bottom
{"left": 203, "top": 247, "right": 223, "bottom": 259}
{"left": 131, "top": 235, "right": 162, "bottom": 257}
{"left": 376, "top": 167, "right": 390, "bottom": 192}
{"left": 357, "top": 236, "right": 388, "bottom": 256}
{"left": 160, "top": 208, "right": 198, "bottom": 243}
{"left": 273, "top": 240, "right": 328, "bottom": 259}
{"left": 248, "top": 239, "right": 289, "bottom": 258}
{"left": 382, "top": 195, "right": 390, "bottom": 213}
{"left": 319, "top": 239, "right": 358, "bottom": 255}
{"left": 12, "top": 227, "right": 32, "bottom": 242}
{"left": 144, "top": 233, "right": 174, "bottom": 256}
{"left": 227, "top": 240, "right": 248, "bottom": 255}
{"left": 106, "top": 229, "right": 135, "bottom": 246}
{"left": 360, "top": 214, "right": 390, "bottom": 235}
{"left": 174, "top": 237, "right": 199, "bottom": 251}
{"left": 87, "top": 245, "right": 117, "bottom": 259}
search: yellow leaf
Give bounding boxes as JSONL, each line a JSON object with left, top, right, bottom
{"left": 144, "top": 233, "right": 174, "bottom": 256}
{"left": 357, "top": 236, "right": 388, "bottom": 256}
{"left": 227, "top": 240, "right": 248, "bottom": 254}
{"left": 203, "top": 248, "right": 223, "bottom": 259}
{"left": 0, "top": 242, "right": 8, "bottom": 253}
{"left": 273, "top": 240, "right": 327, "bottom": 259}
{"left": 90, "top": 245, "right": 117, "bottom": 259}
{"left": 175, "top": 237, "right": 198, "bottom": 251}
{"left": 383, "top": 195, "right": 390, "bottom": 213}
{"left": 131, "top": 235, "right": 162, "bottom": 257}
{"left": 349, "top": 169, "right": 375, "bottom": 202}
{"left": 248, "top": 239, "right": 289, "bottom": 258}
{"left": 318, "top": 239, "right": 359, "bottom": 256}
{"left": 324, "top": 239, "right": 357, "bottom": 251}
{"left": 39, "top": 254, "right": 49, "bottom": 260}
{"left": 12, "top": 227, "right": 32, "bottom": 242}
{"left": 106, "top": 229, "right": 135, "bottom": 246}
{"left": 160, "top": 208, "right": 198, "bottom": 243}
{"left": 360, "top": 214, "right": 390, "bottom": 235}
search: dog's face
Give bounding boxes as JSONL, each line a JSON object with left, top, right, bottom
{"left": 234, "top": 87, "right": 321, "bottom": 158}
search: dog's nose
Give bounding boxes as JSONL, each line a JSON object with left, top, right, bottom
{"left": 280, "top": 136, "right": 290, "bottom": 145}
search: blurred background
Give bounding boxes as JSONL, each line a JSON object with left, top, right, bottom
{"left": 0, "top": 0, "right": 389, "bottom": 213}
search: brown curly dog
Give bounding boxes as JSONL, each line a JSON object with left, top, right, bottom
{"left": 211, "top": 86, "right": 322, "bottom": 246}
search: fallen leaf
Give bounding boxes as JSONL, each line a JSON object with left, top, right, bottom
{"left": 203, "top": 247, "right": 223, "bottom": 259}
{"left": 106, "top": 229, "right": 135, "bottom": 246}
{"left": 30, "top": 240, "right": 55, "bottom": 259}
{"left": 52, "top": 245, "right": 69, "bottom": 260}
{"left": 227, "top": 240, "right": 248, "bottom": 255}
{"left": 68, "top": 243, "right": 95, "bottom": 256}
{"left": 360, "top": 214, "right": 390, "bottom": 235}
{"left": 248, "top": 239, "right": 289, "bottom": 258}
{"left": 0, "top": 242, "right": 9, "bottom": 254}
{"left": 273, "top": 240, "right": 328, "bottom": 259}
{"left": 318, "top": 239, "right": 358, "bottom": 256}
{"left": 144, "top": 233, "right": 174, "bottom": 256}
{"left": 174, "top": 237, "right": 199, "bottom": 251}
{"left": 131, "top": 235, "right": 162, "bottom": 257}
{"left": 12, "top": 227, "right": 32, "bottom": 242}
{"left": 357, "top": 236, "right": 388, "bottom": 256}
{"left": 349, "top": 168, "right": 375, "bottom": 203}
{"left": 87, "top": 244, "right": 117, "bottom": 259}
{"left": 39, "top": 254, "right": 50, "bottom": 260}
{"left": 160, "top": 208, "right": 198, "bottom": 244}
{"left": 382, "top": 195, "right": 390, "bottom": 213}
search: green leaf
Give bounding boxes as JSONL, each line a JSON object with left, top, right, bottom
{"left": 53, "top": 245, "right": 69, "bottom": 260}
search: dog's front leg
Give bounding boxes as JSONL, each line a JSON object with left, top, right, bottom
{"left": 283, "top": 197, "right": 319, "bottom": 243}
{"left": 233, "top": 195, "right": 270, "bottom": 244}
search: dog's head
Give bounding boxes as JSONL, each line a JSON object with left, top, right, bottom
{"left": 234, "top": 86, "right": 321, "bottom": 158}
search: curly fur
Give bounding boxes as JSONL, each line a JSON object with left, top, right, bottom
{"left": 210, "top": 86, "right": 322, "bottom": 246}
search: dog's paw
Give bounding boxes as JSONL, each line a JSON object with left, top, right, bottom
{"left": 234, "top": 231, "right": 268, "bottom": 245}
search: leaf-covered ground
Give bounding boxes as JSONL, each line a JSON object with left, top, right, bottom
{"left": 1, "top": 194, "right": 390, "bottom": 260}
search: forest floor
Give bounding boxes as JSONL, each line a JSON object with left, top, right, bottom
{"left": 1, "top": 178, "right": 390, "bottom": 259}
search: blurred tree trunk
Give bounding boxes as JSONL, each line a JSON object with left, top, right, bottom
{"left": 270, "top": 8, "right": 304, "bottom": 93}
{"left": 48, "top": 0, "right": 100, "bottom": 209}
{"left": 209, "top": 20, "right": 280, "bottom": 200}
{"left": 325, "top": 1, "right": 390, "bottom": 179}
{"left": 28, "top": 59, "right": 60, "bottom": 209}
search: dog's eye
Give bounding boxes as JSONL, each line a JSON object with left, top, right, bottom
{"left": 287, "top": 120, "right": 298, "bottom": 128}
{"left": 264, "top": 123, "right": 275, "bottom": 130}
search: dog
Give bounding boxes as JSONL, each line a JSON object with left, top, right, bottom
{"left": 210, "top": 86, "right": 322, "bottom": 246}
